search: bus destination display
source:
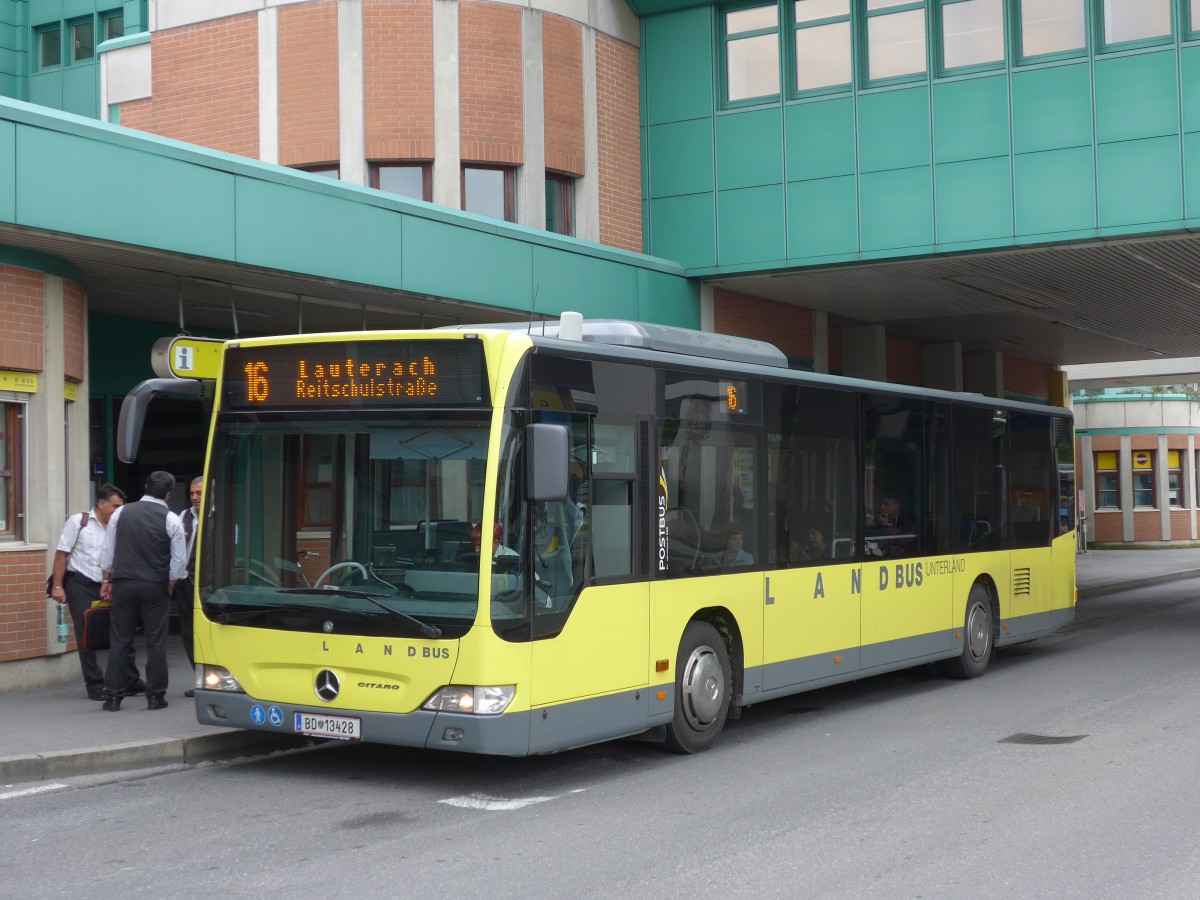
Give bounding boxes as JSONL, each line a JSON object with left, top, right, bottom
{"left": 223, "top": 341, "right": 486, "bottom": 409}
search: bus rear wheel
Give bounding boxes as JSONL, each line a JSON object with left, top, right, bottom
{"left": 942, "top": 583, "right": 994, "bottom": 680}
{"left": 664, "top": 621, "right": 730, "bottom": 754}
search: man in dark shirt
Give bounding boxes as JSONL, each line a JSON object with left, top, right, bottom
{"left": 99, "top": 471, "right": 186, "bottom": 711}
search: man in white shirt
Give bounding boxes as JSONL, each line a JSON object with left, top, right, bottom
{"left": 49, "top": 484, "right": 141, "bottom": 701}
{"left": 173, "top": 475, "right": 203, "bottom": 697}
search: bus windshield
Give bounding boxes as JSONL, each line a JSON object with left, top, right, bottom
{"left": 200, "top": 411, "right": 492, "bottom": 639}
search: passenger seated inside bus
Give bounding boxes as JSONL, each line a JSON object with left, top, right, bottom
{"left": 798, "top": 522, "right": 830, "bottom": 561}
{"left": 706, "top": 521, "right": 754, "bottom": 568}
{"left": 867, "top": 494, "right": 916, "bottom": 556}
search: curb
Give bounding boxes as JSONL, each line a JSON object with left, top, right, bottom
{"left": 1077, "top": 567, "right": 1200, "bottom": 601}
{"left": 0, "top": 730, "right": 308, "bottom": 786}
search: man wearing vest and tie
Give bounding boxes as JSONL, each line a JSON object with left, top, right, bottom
{"left": 174, "top": 476, "right": 202, "bottom": 697}
{"left": 98, "top": 471, "right": 187, "bottom": 711}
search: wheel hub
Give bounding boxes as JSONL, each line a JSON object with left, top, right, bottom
{"left": 681, "top": 645, "right": 724, "bottom": 726}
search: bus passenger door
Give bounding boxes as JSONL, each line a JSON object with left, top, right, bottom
{"left": 531, "top": 418, "right": 648, "bottom": 713}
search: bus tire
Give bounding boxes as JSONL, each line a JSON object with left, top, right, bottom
{"left": 942, "top": 583, "right": 994, "bottom": 680}
{"left": 664, "top": 621, "right": 731, "bottom": 754}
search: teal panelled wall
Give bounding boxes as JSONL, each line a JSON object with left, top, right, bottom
{"left": 642, "top": 5, "right": 1200, "bottom": 276}
{"left": 0, "top": 97, "right": 699, "bottom": 326}
{"left": 0, "top": 2, "right": 27, "bottom": 101}
{"left": 15, "top": 0, "right": 145, "bottom": 114}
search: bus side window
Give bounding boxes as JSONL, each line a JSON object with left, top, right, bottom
{"left": 592, "top": 479, "right": 632, "bottom": 578}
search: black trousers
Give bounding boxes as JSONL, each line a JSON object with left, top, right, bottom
{"left": 172, "top": 578, "right": 195, "bottom": 669}
{"left": 104, "top": 579, "right": 171, "bottom": 699}
{"left": 63, "top": 572, "right": 140, "bottom": 692}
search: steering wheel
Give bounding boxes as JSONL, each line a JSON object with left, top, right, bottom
{"left": 314, "top": 561, "right": 368, "bottom": 588}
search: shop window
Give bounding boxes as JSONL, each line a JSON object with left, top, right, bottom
{"left": 1101, "top": 0, "right": 1171, "bottom": 48}
{"left": 294, "top": 164, "right": 340, "bottom": 180}
{"left": 793, "top": 0, "right": 851, "bottom": 93}
{"left": 940, "top": 0, "right": 1004, "bottom": 71}
{"left": 866, "top": 0, "right": 926, "bottom": 82}
{"left": 1095, "top": 451, "right": 1118, "bottom": 509}
{"left": 38, "top": 26, "right": 62, "bottom": 69}
{"left": 1132, "top": 449, "right": 1155, "bottom": 508}
{"left": 71, "top": 18, "right": 95, "bottom": 62}
{"left": 0, "top": 402, "right": 25, "bottom": 539}
{"left": 545, "top": 172, "right": 575, "bottom": 236}
{"left": 370, "top": 162, "right": 431, "bottom": 201}
{"left": 104, "top": 10, "right": 125, "bottom": 42}
{"left": 1168, "top": 451, "right": 1184, "bottom": 509}
{"left": 723, "top": 3, "right": 780, "bottom": 104}
{"left": 1017, "top": 0, "right": 1085, "bottom": 59}
{"left": 462, "top": 165, "right": 516, "bottom": 223}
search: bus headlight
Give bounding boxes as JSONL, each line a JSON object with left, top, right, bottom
{"left": 422, "top": 685, "right": 515, "bottom": 715}
{"left": 201, "top": 665, "right": 244, "bottom": 693}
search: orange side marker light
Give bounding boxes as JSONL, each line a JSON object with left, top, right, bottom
{"left": 655, "top": 659, "right": 669, "bottom": 672}
{"left": 656, "top": 691, "right": 667, "bottom": 701}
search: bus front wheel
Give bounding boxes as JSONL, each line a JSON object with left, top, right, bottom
{"left": 664, "top": 621, "right": 731, "bottom": 754}
{"left": 942, "top": 583, "right": 994, "bottom": 680}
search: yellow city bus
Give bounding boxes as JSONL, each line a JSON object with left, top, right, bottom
{"left": 187, "top": 317, "right": 1076, "bottom": 755}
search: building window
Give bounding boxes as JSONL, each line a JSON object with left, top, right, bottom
{"left": 545, "top": 173, "right": 575, "bottom": 236}
{"left": 941, "top": 0, "right": 1004, "bottom": 71}
{"left": 1168, "top": 451, "right": 1184, "bottom": 508}
{"left": 103, "top": 10, "right": 124, "bottom": 42}
{"left": 1102, "top": 0, "right": 1171, "bottom": 47}
{"left": 724, "top": 4, "right": 780, "bottom": 104}
{"left": 0, "top": 402, "right": 24, "bottom": 539}
{"left": 462, "top": 165, "right": 516, "bottom": 223}
{"left": 1132, "top": 450, "right": 1155, "bottom": 508}
{"left": 295, "top": 164, "right": 340, "bottom": 180}
{"left": 1017, "top": 0, "right": 1085, "bottom": 59}
{"left": 38, "top": 26, "right": 62, "bottom": 69}
{"left": 793, "top": 0, "right": 851, "bottom": 93}
{"left": 866, "top": 0, "right": 926, "bottom": 82}
{"left": 1095, "top": 451, "right": 1118, "bottom": 509}
{"left": 370, "top": 162, "right": 431, "bottom": 201}
{"left": 71, "top": 18, "right": 95, "bottom": 62}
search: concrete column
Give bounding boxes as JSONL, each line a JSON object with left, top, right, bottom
{"left": 37, "top": 276, "right": 68, "bottom": 654}
{"left": 699, "top": 283, "right": 715, "bottom": 332}
{"left": 811, "top": 310, "right": 828, "bottom": 373}
{"left": 432, "top": 0, "right": 462, "bottom": 210}
{"left": 580, "top": 29, "right": 600, "bottom": 243}
{"left": 1188, "top": 435, "right": 1197, "bottom": 540}
{"left": 520, "top": 9, "right": 546, "bottom": 229}
{"left": 842, "top": 325, "right": 886, "bottom": 381}
{"left": 1158, "top": 434, "right": 1171, "bottom": 541}
{"left": 1079, "top": 434, "right": 1094, "bottom": 545}
{"left": 1119, "top": 435, "right": 1134, "bottom": 542}
{"left": 258, "top": 7, "right": 279, "bottom": 164}
{"left": 923, "top": 341, "right": 962, "bottom": 392}
{"left": 964, "top": 350, "right": 1003, "bottom": 398}
{"left": 338, "top": 0, "right": 366, "bottom": 186}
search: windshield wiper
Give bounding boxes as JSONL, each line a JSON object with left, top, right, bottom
{"left": 211, "top": 603, "right": 317, "bottom": 624}
{"left": 278, "top": 588, "right": 442, "bottom": 638}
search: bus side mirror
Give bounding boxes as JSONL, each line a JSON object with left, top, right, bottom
{"left": 527, "top": 423, "right": 569, "bottom": 502}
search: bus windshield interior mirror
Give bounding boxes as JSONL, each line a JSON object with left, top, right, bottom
{"left": 527, "top": 423, "right": 569, "bottom": 502}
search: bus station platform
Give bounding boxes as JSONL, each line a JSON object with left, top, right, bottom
{"left": 4, "top": 547, "right": 1200, "bottom": 787}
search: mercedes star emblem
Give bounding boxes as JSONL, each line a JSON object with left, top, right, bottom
{"left": 315, "top": 669, "right": 340, "bottom": 702}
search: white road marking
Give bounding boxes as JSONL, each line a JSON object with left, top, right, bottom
{"left": 439, "top": 792, "right": 557, "bottom": 811}
{"left": 0, "top": 783, "right": 69, "bottom": 801}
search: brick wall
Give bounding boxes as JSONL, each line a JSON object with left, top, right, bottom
{"left": 1091, "top": 511, "right": 1123, "bottom": 543}
{"left": 1170, "top": 509, "right": 1192, "bottom": 538}
{"left": 1004, "top": 355, "right": 1051, "bottom": 401}
{"left": 1130, "top": 435, "right": 1158, "bottom": 451}
{"left": 886, "top": 334, "right": 922, "bottom": 385}
{"left": 364, "top": 0, "right": 434, "bottom": 161}
{"left": 596, "top": 33, "right": 641, "bottom": 252}
{"left": 1131, "top": 510, "right": 1162, "bottom": 541}
{"left": 542, "top": 14, "right": 584, "bottom": 176}
{"left": 63, "top": 279, "right": 85, "bottom": 383}
{"left": 1090, "top": 435, "right": 1120, "bottom": 451}
{"left": 0, "top": 266, "right": 44, "bottom": 372}
{"left": 121, "top": 16, "right": 260, "bottom": 158}
{"left": 713, "top": 289, "right": 813, "bottom": 361}
{"left": 459, "top": 1, "right": 523, "bottom": 164}
{"left": 279, "top": 1, "right": 340, "bottom": 168}
{"left": 0, "top": 549, "right": 51, "bottom": 662}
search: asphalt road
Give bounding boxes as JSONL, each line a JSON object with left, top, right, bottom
{"left": 6, "top": 581, "right": 1200, "bottom": 899}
